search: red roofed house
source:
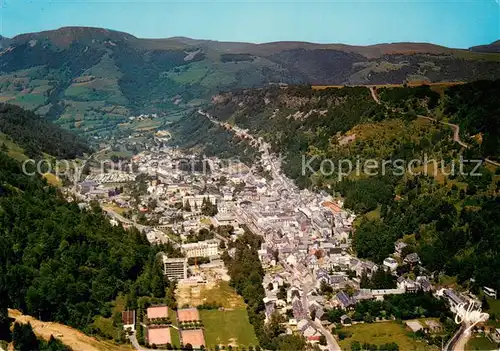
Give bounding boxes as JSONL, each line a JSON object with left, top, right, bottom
{"left": 121, "top": 310, "right": 135, "bottom": 332}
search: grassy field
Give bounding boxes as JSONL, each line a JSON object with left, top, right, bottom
{"left": 466, "top": 335, "right": 499, "bottom": 350}
{"left": 43, "top": 173, "right": 63, "bottom": 187}
{"left": 485, "top": 296, "right": 500, "bottom": 315}
{"left": 0, "top": 132, "right": 27, "bottom": 161}
{"left": 170, "top": 328, "right": 181, "bottom": 348}
{"left": 95, "top": 149, "right": 133, "bottom": 161}
{"left": 483, "top": 294, "right": 500, "bottom": 328}
{"left": 338, "top": 322, "right": 438, "bottom": 351}
{"left": 163, "top": 228, "right": 181, "bottom": 243}
{"left": 364, "top": 205, "right": 381, "bottom": 221}
{"left": 12, "top": 93, "right": 47, "bottom": 109}
{"left": 198, "top": 281, "right": 246, "bottom": 309}
{"left": 166, "top": 309, "right": 181, "bottom": 347}
{"left": 103, "top": 204, "right": 128, "bottom": 215}
{"left": 200, "top": 309, "right": 258, "bottom": 348}
{"left": 200, "top": 217, "right": 212, "bottom": 225}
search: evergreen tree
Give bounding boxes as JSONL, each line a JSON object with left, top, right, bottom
{"left": 12, "top": 323, "right": 39, "bottom": 351}
{"left": 137, "top": 325, "right": 145, "bottom": 345}
{"left": 151, "top": 258, "right": 166, "bottom": 298}
{"left": 481, "top": 295, "right": 490, "bottom": 310}
{"left": 360, "top": 271, "right": 371, "bottom": 289}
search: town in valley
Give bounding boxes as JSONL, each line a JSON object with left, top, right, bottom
{"left": 63, "top": 114, "right": 498, "bottom": 351}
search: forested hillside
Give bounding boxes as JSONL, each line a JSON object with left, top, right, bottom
{"left": 443, "top": 80, "right": 500, "bottom": 158}
{"left": 0, "top": 150, "right": 179, "bottom": 345}
{"left": 168, "top": 110, "right": 258, "bottom": 164}
{"left": 186, "top": 81, "right": 500, "bottom": 290}
{"left": 1, "top": 26, "right": 500, "bottom": 137}
{"left": 0, "top": 103, "right": 90, "bottom": 158}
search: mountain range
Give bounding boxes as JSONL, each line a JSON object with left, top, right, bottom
{"left": 1, "top": 26, "right": 499, "bottom": 137}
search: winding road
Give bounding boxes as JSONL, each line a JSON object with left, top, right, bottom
{"left": 284, "top": 262, "right": 341, "bottom": 351}
{"left": 301, "top": 277, "right": 341, "bottom": 351}
{"left": 369, "top": 87, "right": 500, "bottom": 167}
{"left": 369, "top": 86, "right": 380, "bottom": 104}
{"left": 443, "top": 324, "right": 471, "bottom": 351}
{"left": 418, "top": 115, "right": 469, "bottom": 148}
{"left": 198, "top": 101, "right": 496, "bottom": 351}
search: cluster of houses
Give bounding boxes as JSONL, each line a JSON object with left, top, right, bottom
{"left": 258, "top": 235, "right": 474, "bottom": 344}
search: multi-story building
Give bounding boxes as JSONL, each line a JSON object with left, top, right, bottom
{"left": 162, "top": 256, "right": 188, "bottom": 280}
{"left": 182, "top": 194, "right": 220, "bottom": 208}
{"left": 181, "top": 239, "right": 219, "bottom": 258}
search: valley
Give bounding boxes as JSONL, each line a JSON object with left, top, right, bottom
{"left": 0, "top": 21, "right": 500, "bottom": 351}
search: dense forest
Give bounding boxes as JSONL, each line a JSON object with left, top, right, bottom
{"left": 0, "top": 104, "right": 90, "bottom": 158}
{"left": 204, "top": 82, "right": 500, "bottom": 291}
{"left": 0, "top": 149, "right": 180, "bottom": 345}
{"left": 443, "top": 80, "right": 500, "bottom": 158}
{"left": 169, "top": 110, "right": 259, "bottom": 163}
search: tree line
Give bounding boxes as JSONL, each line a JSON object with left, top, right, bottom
{"left": 0, "top": 149, "right": 181, "bottom": 345}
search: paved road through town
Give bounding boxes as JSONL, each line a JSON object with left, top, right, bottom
{"left": 282, "top": 261, "right": 341, "bottom": 351}
{"left": 201, "top": 108, "right": 344, "bottom": 351}
{"left": 443, "top": 324, "right": 470, "bottom": 351}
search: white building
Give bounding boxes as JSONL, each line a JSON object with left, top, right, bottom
{"left": 181, "top": 239, "right": 219, "bottom": 258}
{"left": 122, "top": 310, "right": 136, "bottom": 332}
{"left": 163, "top": 256, "right": 188, "bottom": 280}
{"left": 383, "top": 257, "right": 398, "bottom": 271}
{"left": 182, "top": 194, "right": 220, "bottom": 208}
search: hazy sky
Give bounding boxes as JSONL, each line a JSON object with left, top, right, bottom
{"left": 1, "top": 0, "right": 499, "bottom": 48}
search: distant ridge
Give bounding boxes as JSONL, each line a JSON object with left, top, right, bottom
{"left": 470, "top": 40, "right": 500, "bottom": 53}
{"left": 4, "top": 26, "right": 491, "bottom": 57}
{"left": 0, "top": 26, "right": 499, "bottom": 138}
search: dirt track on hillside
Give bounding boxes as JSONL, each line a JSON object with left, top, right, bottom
{"left": 8, "top": 309, "right": 132, "bottom": 351}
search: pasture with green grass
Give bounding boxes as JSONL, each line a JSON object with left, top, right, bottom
{"left": 200, "top": 309, "right": 258, "bottom": 348}
{"left": 0, "top": 133, "right": 27, "bottom": 161}
{"left": 338, "top": 322, "right": 438, "bottom": 351}
{"left": 466, "top": 336, "right": 499, "bottom": 351}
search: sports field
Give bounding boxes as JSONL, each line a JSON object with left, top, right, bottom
{"left": 200, "top": 309, "right": 258, "bottom": 348}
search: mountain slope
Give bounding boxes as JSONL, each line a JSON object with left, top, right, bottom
{"left": 170, "top": 81, "right": 500, "bottom": 290}
{"left": 0, "top": 149, "right": 182, "bottom": 346}
{"left": 0, "top": 103, "right": 90, "bottom": 158}
{"left": 469, "top": 40, "right": 500, "bottom": 53}
{"left": 1, "top": 26, "right": 499, "bottom": 138}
